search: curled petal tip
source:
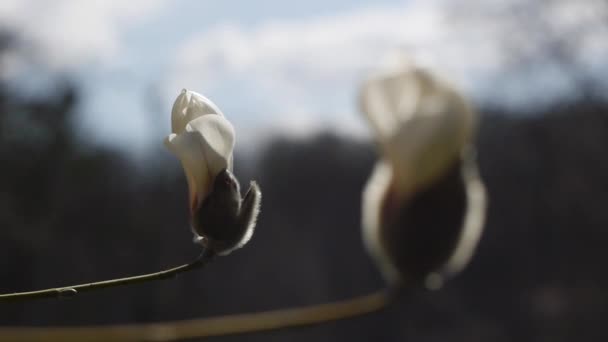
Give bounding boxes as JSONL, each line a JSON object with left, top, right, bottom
{"left": 171, "top": 89, "right": 225, "bottom": 134}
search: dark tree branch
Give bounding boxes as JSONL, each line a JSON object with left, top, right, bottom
{"left": 0, "top": 251, "right": 214, "bottom": 302}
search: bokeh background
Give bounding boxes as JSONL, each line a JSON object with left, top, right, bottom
{"left": 1, "top": 0, "right": 608, "bottom": 341}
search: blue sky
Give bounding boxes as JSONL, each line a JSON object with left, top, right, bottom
{"left": 1, "top": 0, "right": 606, "bottom": 155}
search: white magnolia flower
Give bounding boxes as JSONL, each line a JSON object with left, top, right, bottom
{"left": 164, "top": 89, "right": 261, "bottom": 256}
{"left": 164, "top": 89, "right": 235, "bottom": 213}
{"left": 359, "top": 61, "right": 487, "bottom": 289}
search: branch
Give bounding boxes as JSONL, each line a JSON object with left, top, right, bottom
{"left": 0, "top": 251, "right": 214, "bottom": 302}
{"left": 0, "top": 290, "right": 388, "bottom": 341}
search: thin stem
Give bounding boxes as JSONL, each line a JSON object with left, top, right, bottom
{"left": 0, "top": 251, "right": 214, "bottom": 302}
{"left": 0, "top": 290, "right": 388, "bottom": 342}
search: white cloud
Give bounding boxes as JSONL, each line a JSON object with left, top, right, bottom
{"left": 3, "top": 0, "right": 607, "bottom": 150}
{"left": 165, "top": 0, "right": 608, "bottom": 144}
{"left": 166, "top": 2, "right": 456, "bottom": 142}
{"left": 0, "top": 0, "right": 171, "bottom": 152}
{"left": 174, "top": 4, "right": 440, "bottom": 74}
{"left": 165, "top": 0, "right": 535, "bottom": 144}
{"left": 0, "top": 0, "right": 168, "bottom": 70}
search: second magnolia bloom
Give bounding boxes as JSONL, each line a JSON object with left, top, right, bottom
{"left": 165, "top": 89, "right": 261, "bottom": 256}
{"left": 360, "top": 62, "right": 487, "bottom": 289}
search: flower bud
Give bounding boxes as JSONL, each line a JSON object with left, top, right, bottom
{"left": 360, "top": 61, "right": 487, "bottom": 289}
{"left": 164, "top": 90, "right": 261, "bottom": 255}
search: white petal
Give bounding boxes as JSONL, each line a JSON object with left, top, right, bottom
{"left": 360, "top": 64, "right": 476, "bottom": 195}
{"left": 443, "top": 151, "right": 487, "bottom": 275}
{"left": 164, "top": 132, "right": 212, "bottom": 212}
{"left": 186, "top": 114, "right": 236, "bottom": 177}
{"left": 171, "top": 89, "right": 225, "bottom": 134}
{"left": 361, "top": 161, "right": 402, "bottom": 285}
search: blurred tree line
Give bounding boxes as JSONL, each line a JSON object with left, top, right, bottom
{"left": 2, "top": 1, "right": 608, "bottom": 339}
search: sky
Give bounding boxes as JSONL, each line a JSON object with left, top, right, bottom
{"left": 0, "top": 0, "right": 606, "bottom": 155}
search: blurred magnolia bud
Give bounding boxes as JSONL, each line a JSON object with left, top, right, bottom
{"left": 359, "top": 61, "right": 487, "bottom": 290}
{"left": 165, "top": 89, "right": 261, "bottom": 255}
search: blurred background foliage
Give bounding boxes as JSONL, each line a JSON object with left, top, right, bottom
{"left": 1, "top": 1, "right": 608, "bottom": 341}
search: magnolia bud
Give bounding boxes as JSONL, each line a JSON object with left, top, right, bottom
{"left": 360, "top": 61, "right": 487, "bottom": 290}
{"left": 164, "top": 90, "right": 262, "bottom": 255}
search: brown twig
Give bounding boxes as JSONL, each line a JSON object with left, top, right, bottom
{"left": 0, "top": 251, "right": 213, "bottom": 302}
{"left": 0, "top": 290, "right": 388, "bottom": 341}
